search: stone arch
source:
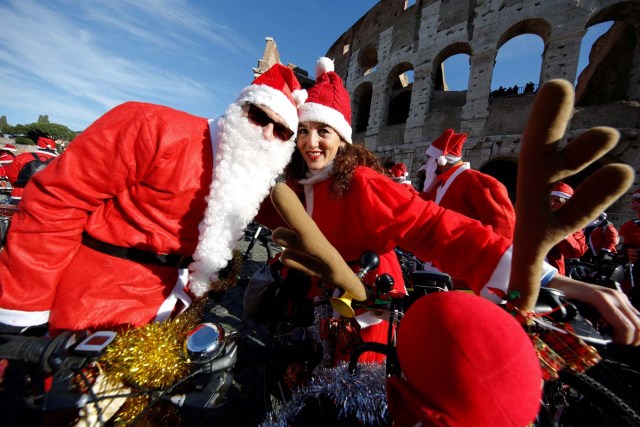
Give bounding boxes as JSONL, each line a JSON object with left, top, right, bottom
{"left": 433, "top": 42, "right": 472, "bottom": 91}
{"left": 430, "top": 43, "right": 472, "bottom": 110}
{"left": 478, "top": 158, "right": 518, "bottom": 205}
{"left": 358, "top": 44, "right": 379, "bottom": 77}
{"left": 575, "top": 1, "right": 640, "bottom": 105}
{"left": 496, "top": 18, "right": 552, "bottom": 50}
{"left": 353, "top": 82, "right": 373, "bottom": 134}
{"left": 386, "top": 62, "right": 415, "bottom": 126}
{"left": 490, "top": 20, "right": 548, "bottom": 97}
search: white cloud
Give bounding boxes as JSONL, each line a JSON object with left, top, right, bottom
{"left": 0, "top": 0, "right": 253, "bottom": 129}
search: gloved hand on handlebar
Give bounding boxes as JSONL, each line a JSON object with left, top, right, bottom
{"left": 269, "top": 182, "right": 368, "bottom": 302}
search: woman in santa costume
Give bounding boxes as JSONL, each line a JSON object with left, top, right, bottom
{"left": 256, "top": 57, "right": 640, "bottom": 367}
{"left": 0, "top": 63, "right": 306, "bottom": 333}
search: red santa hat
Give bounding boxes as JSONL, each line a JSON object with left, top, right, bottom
{"left": 36, "top": 137, "right": 56, "bottom": 151}
{"left": 2, "top": 144, "right": 16, "bottom": 153}
{"left": 236, "top": 63, "right": 307, "bottom": 137}
{"left": 387, "top": 292, "right": 542, "bottom": 427}
{"left": 390, "top": 162, "right": 408, "bottom": 180}
{"left": 550, "top": 182, "right": 573, "bottom": 200}
{"left": 298, "top": 57, "right": 352, "bottom": 144}
{"left": 425, "top": 129, "right": 467, "bottom": 166}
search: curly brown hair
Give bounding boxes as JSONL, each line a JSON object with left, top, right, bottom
{"left": 283, "top": 142, "right": 385, "bottom": 199}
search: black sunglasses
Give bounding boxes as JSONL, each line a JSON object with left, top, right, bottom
{"left": 246, "top": 104, "right": 294, "bottom": 141}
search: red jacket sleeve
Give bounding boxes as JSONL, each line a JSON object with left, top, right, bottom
{"left": 556, "top": 230, "right": 588, "bottom": 258}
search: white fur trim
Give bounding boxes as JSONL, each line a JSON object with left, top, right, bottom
{"left": 292, "top": 89, "right": 308, "bottom": 107}
{"left": 0, "top": 307, "right": 50, "bottom": 327}
{"left": 299, "top": 102, "right": 352, "bottom": 144}
{"left": 155, "top": 269, "right": 191, "bottom": 322}
{"left": 479, "top": 246, "right": 513, "bottom": 303}
{"left": 425, "top": 144, "right": 443, "bottom": 159}
{"left": 316, "top": 57, "right": 335, "bottom": 76}
{"left": 550, "top": 190, "right": 571, "bottom": 199}
{"left": 237, "top": 84, "right": 298, "bottom": 138}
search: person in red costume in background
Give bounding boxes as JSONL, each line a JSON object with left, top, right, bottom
{"left": 546, "top": 182, "right": 588, "bottom": 275}
{"left": 0, "top": 134, "right": 58, "bottom": 205}
{"left": 619, "top": 189, "right": 640, "bottom": 308}
{"left": 0, "top": 144, "right": 16, "bottom": 166}
{"left": 414, "top": 128, "right": 515, "bottom": 290}
{"left": 254, "top": 58, "right": 640, "bottom": 369}
{"left": 0, "top": 63, "right": 306, "bottom": 334}
{"left": 417, "top": 128, "right": 515, "bottom": 240}
{"left": 389, "top": 162, "right": 412, "bottom": 186}
{"left": 583, "top": 211, "right": 620, "bottom": 263}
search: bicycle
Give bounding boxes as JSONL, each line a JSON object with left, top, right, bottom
{"left": 347, "top": 253, "right": 640, "bottom": 427}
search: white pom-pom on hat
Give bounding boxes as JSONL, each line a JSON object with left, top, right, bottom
{"left": 292, "top": 89, "right": 308, "bottom": 108}
{"left": 315, "top": 57, "right": 335, "bottom": 77}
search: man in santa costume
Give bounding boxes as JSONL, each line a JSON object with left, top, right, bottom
{"left": 0, "top": 137, "right": 58, "bottom": 204}
{"left": 546, "top": 182, "right": 588, "bottom": 275}
{"left": 415, "top": 128, "right": 515, "bottom": 289}
{"left": 417, "top": 128, "right": 515, "bottom": 240}
{"left": 0, "top": 63, "right": 306, "bottom": 333}
{"left": 583, "top": 211, "right": 620, "bottom": 263}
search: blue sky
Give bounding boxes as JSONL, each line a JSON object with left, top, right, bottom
{"left": 0, "top": 0, "right": 610, "bottom": 132}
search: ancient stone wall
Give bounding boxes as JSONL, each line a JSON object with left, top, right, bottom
{"left": 325, "top": 0, "right": 640, "bottom": 225}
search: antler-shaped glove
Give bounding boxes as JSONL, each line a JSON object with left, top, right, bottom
{"left": 269, "top": 182, "right": 368, "bottom": 302}
{"left": 509, "top": 79, "right": 634, "bottom": 311}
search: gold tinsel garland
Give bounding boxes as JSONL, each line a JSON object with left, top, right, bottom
{"left": 99, "top": 249, "right": 243, "bottom": 426}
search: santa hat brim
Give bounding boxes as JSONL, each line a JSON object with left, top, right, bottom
{"left": 236, "top": 84, "right": 299, "bottom": 138}
{"left": 298, "top": 102, "right": 352, "bottom": 144}
{"left": 550, "top": 190, "right": 571, "bottom": 199}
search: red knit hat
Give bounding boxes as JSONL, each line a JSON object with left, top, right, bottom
{"left": 425, "top": 129, "right": 467, "bottom": 166}
{"left": 236, "top": 63, "right": 307, "bottom": 138}
{"left": 390, "top": 162, "right": 408, "bottom": 179}
{"left": 550, "top": 182, "right": 573, "bottom": 200}
{"left": 2, "top": 144, "right": 16, "bottom": 153}
{"left": 298, "top": 57, "right": 352, "bottom": 143}
{"left": 387, "top": 292, "right": 542, "bottom": 427}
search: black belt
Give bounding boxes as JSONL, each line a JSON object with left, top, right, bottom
{"left": 81, "top": 232, "right": 193, "bottom": 268}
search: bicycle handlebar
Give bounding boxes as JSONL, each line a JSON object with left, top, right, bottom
{"left": 0, "top": 331, "right": 87, "bottom": 372}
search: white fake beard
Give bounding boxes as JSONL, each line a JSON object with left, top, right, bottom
{"left": 417, "top": 157, "right": 438, "bottom": 193}
{"left": 188, "top": 103, "right": 295, "bottom": 296}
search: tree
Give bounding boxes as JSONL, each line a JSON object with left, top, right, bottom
{"left": 37, "top": 115, "right": 50, "bottom": 124}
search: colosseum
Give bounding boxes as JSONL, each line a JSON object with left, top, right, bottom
{"left": 258, "top": 0, "right": 640, "bottom": 225}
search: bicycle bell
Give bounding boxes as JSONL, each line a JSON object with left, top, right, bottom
{"left": 184, "top": 322, "right": 226, "bottom": 363}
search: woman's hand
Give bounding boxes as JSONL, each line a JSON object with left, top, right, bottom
{"left": 548, "top": 275, "right": 640, "bottom": 346}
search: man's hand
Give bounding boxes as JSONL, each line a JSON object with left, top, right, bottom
{"left": 549, "top": 275, "right": 640, "bottom": 346}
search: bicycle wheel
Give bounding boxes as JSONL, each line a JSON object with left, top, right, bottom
{"left": 542, "top": 370, "right": 640, "bottom": 427}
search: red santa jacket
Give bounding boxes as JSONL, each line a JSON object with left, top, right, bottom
{"left": 546, "top": 231, "right": 588, "bottom": 275}
{"left": 256, "top": 166, "right": 522, "bottom": 362}
{"left": 421, "top": 163, "right": 515, "bottom": 240}
{"left": 585, "top": 219, "right": 619, "bottom": 258}
{"left": 0, "top": 149, "right": 57, "bottom": 200}
{"left": 620, "top": 219, "right": 640, "bottom": 249}
{"left": 0, "top": 102, "right": 214, "bottom": 330}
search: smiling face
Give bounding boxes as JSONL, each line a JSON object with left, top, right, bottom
{"left": 296, "top": 121, "right": 345, "bottom": 171}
